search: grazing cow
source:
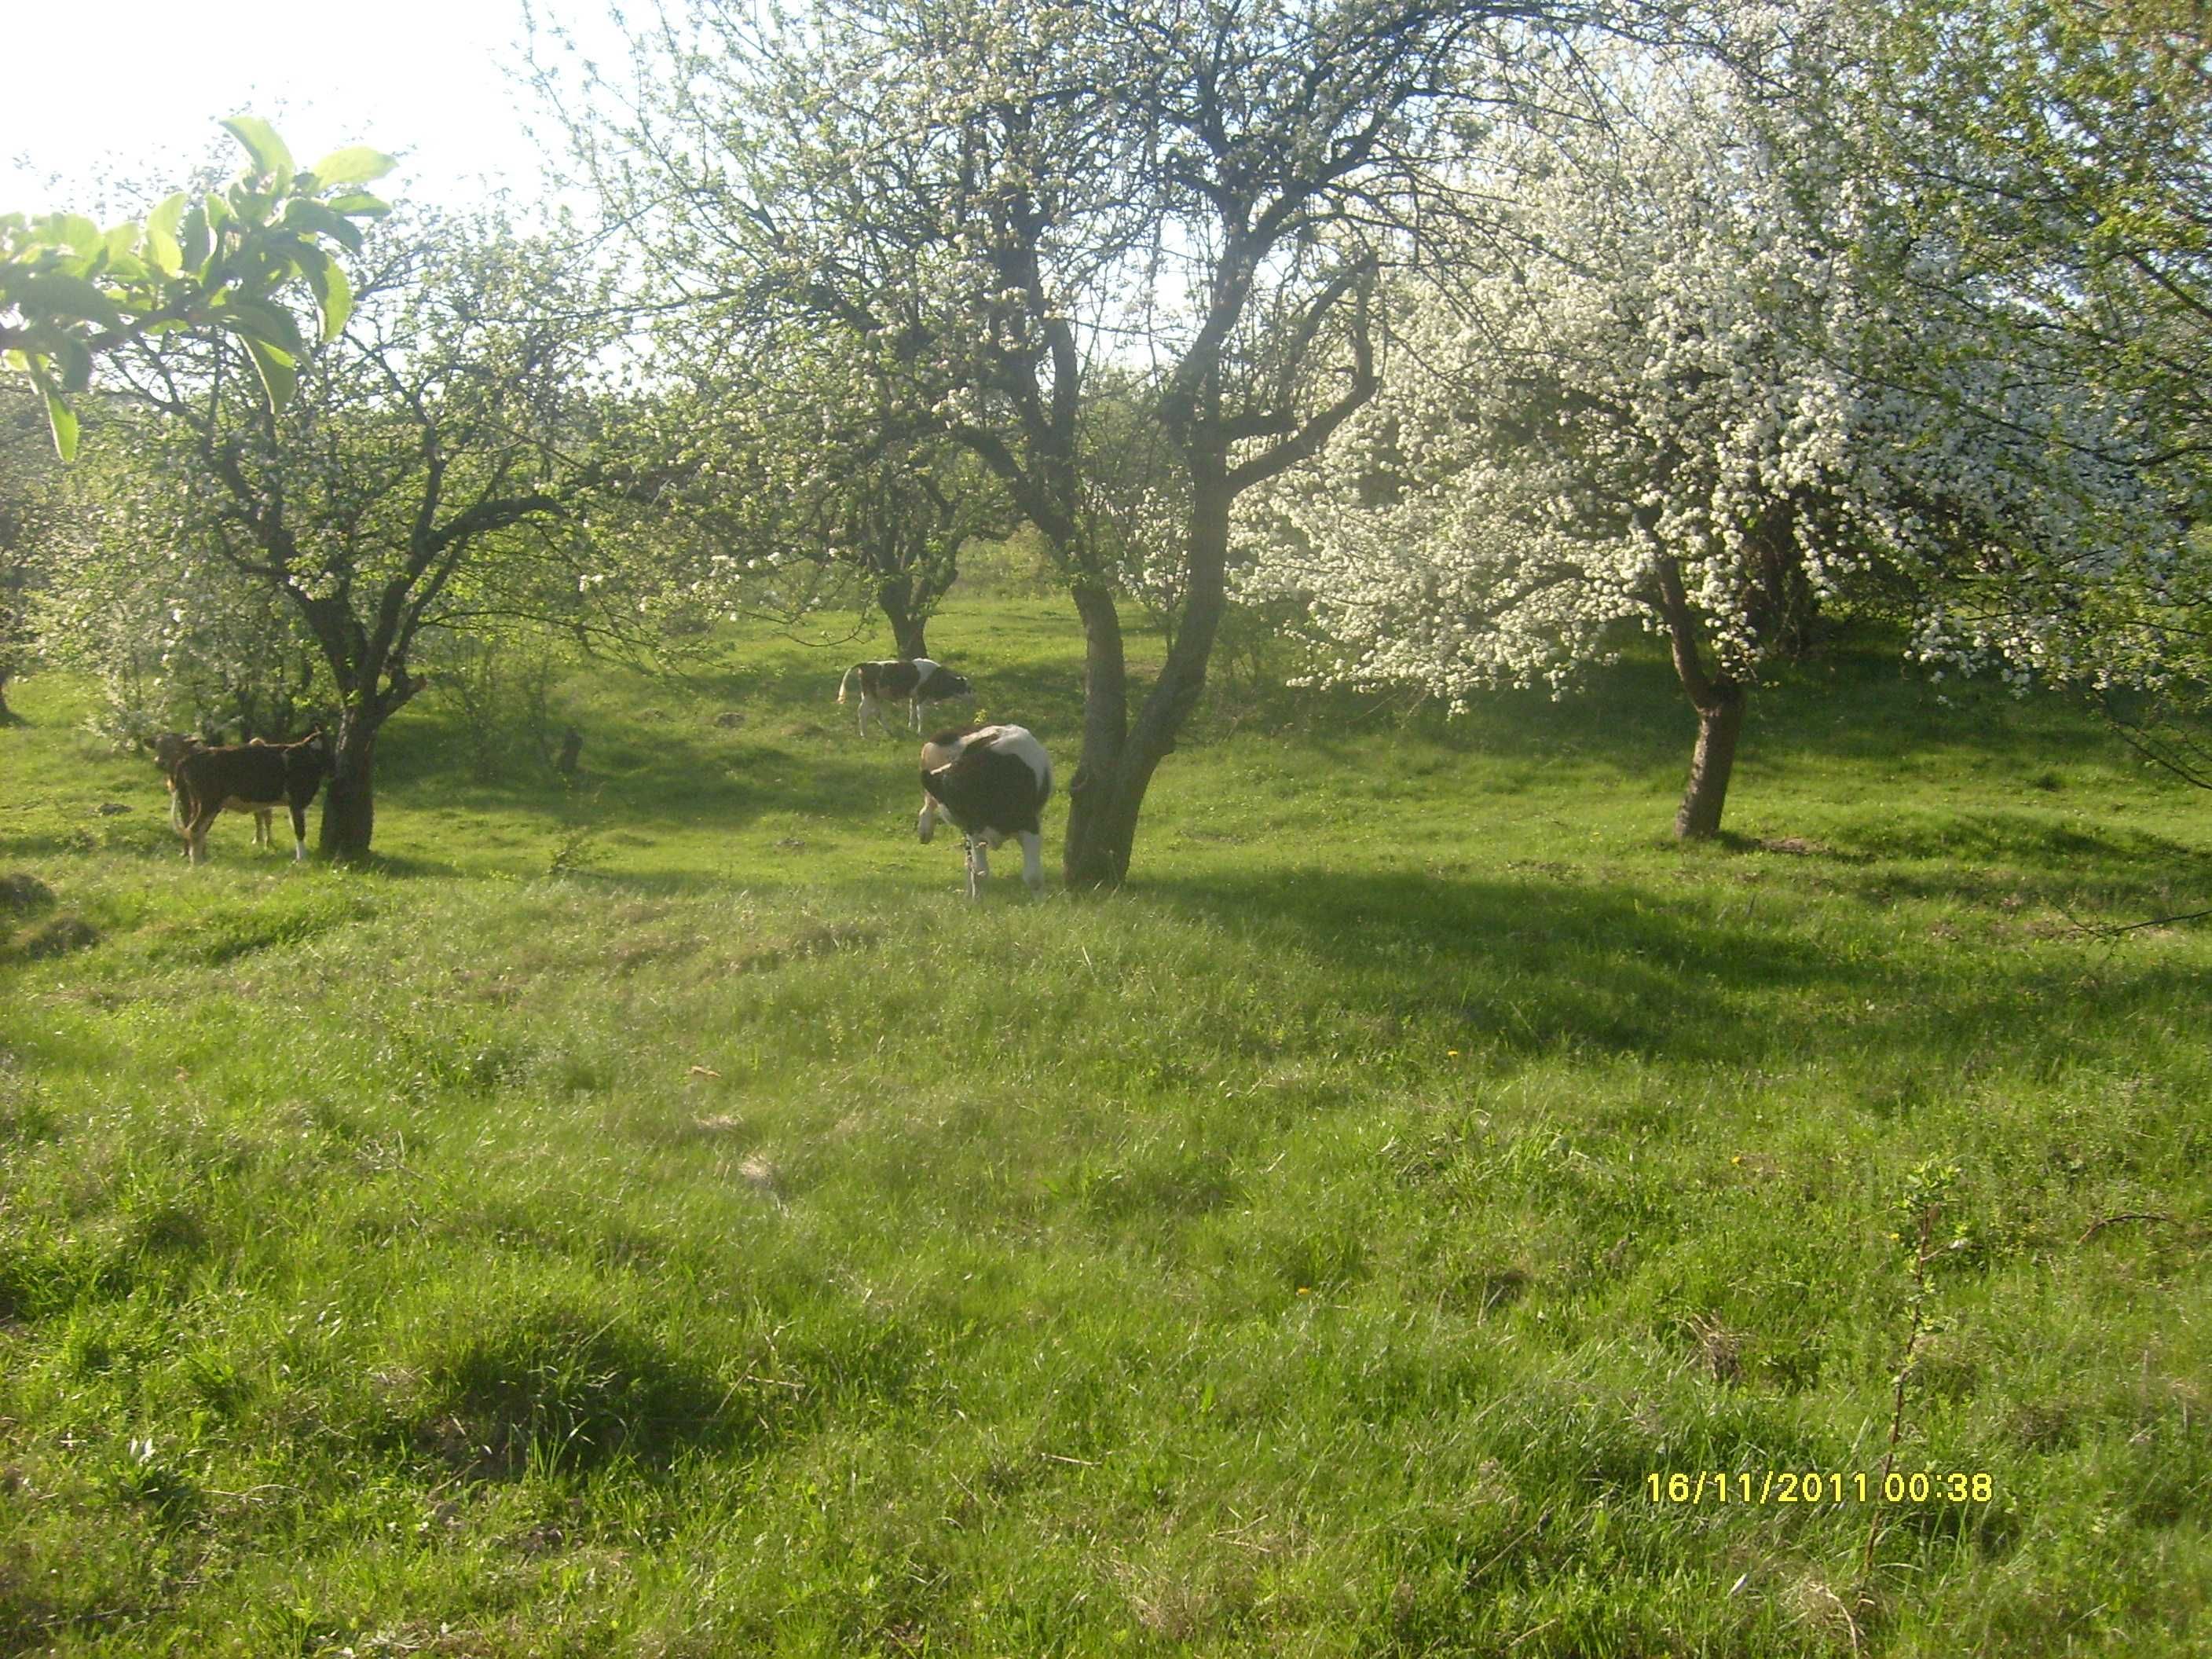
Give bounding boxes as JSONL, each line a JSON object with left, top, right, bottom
{"left": 837, "top": 657, "right": 973, "bottom": 737}
{"left": 151, "top": 731, "right": 280, "bottom": 845}
{"left": 917, "top": 723, "right": 1052, "bottom": 898}
{"left": 175, "top": 731, "right": 328, "bottom": 865}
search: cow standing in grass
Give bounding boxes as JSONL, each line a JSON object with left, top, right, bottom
{"left": 150, "top": 731, "right": 278, "bottom": 847}
{"left": 917, "top": 723, "right": 1052, "bottom": 898}
{"left": 175, "top": 731, "right": 329, "bottom": 865}
{"left": 838, "top": 658, "right": 972, "bottom": 737}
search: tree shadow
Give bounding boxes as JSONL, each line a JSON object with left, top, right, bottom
{"left": 1129, "top": 861, "right": 2212, "bottom": 1077}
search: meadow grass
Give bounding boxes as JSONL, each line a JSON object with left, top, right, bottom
{"left": 2, "top": 595, "right": 2208, "bottom": 1656}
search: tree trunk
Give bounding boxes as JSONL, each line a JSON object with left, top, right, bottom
{"left": 1061, "top": 483, "right": 1233, "bottom": 888}
{"left": 1652, "top": 553, "right": 1749, "bottom": 840}
{"left": 880, "top": 580, "right": 929, "bottom": 661}
{"left": 0, "top": 668, "right": 16, "bottom": 725}
{"left": 1675, "top": 683, "right": 1746, "bottom": 840}
{"left": 320, "top": 709, "right": 379, "bottom": 861}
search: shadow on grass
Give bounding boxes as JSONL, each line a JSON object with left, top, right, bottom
{"left": 1132, "top": 862, "right": 2212, "bottom": 1077}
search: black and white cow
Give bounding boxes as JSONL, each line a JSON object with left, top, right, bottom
{"left": 175, "top": 731, "right": 329, "bottom": 865}
{"left": 837, "top": 657, "right": 973, "bottom": 736}
{"left": 917, "top": 723, "right": 1052, "bottom": 898}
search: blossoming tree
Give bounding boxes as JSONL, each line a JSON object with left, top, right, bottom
{"left": 1244, "top": 42, "right": 2164, "bottom": 837}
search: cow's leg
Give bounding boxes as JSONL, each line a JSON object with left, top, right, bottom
{"left": 1016, "top": 830, "right": 1044, "bottom": 895}
{"left": 910, "top": 698, "right": 923, "bottom": 732}
{"left": 289, "top": 801, "right": 309, "bottom": 862}
{"left": 255, "top": 810, "right": 272, "bottom": 847}
{"left": 966, "top": 837, "right": 990, "bottom": 899}
{"left": 917, "top": 797, "right": 939, "bottom": 843}
{"left": 185, "top": 808, "right": 212, "bottom": 866}
{"left": 857, "top": 694, "right": 872, "bottom": 737}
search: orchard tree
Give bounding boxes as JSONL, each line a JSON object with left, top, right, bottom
{"left": 1244, "top": 42, "right": 2164, "bottom": 838}
{"left": 2, "top": 118, "right": 392, "bottom": 457}
{"left": 662, "top": 316, "right": 1013, "bottom": 658}
{"left": 541, "top": 0, "right": 1663, "bottom": 885}
{"left": 97, "top": 211, "right": 652, "bottom": 859}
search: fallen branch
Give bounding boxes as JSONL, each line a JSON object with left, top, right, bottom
{"left": 2077, "top": 1211, "right": 2175, "bottom": 1245}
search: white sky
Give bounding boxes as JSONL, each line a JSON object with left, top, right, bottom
{"left": 0, "top": 1, "right": 620, "bottom": 222}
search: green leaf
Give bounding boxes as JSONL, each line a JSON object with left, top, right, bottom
{"left": 307, "top": 146, "right": 397, "bottom": 187}
{"left": 218, "top": 291, "right": 309, "bottom": 358}
{"left": 17, "top": 271, "right": 124, "bottom": 330}
{"left": 26, "top": 364, "right": 80, "bottom": 461}
{"left": 179, "top": 203, "right": 213, "bottom": 275}
{"left": 240, "top": 333, "right": 298, "bottom": 410}
{"left": 221, "top": 115, "right": 295, "bottom": 185}
{"left": 218, "top": 295, "right": 309, "bottom": 360}
{"left": 101, "top": 220, "right": 141, "bottom": 262}
{"left": 282, "top": 197, "right": 364, "bottom": 254}
{"left": 302, "top": 250, "right": 353, "bottom": 342}
{"left": 54, "top": 335, "right": 93, "bottom": 394}
{"left": 52, "top": 214, "right": 100, "bottom": 255}
{"left": 324, "top": 192, "right": 392, "bottom": 221}
{"left": 146, "top": 192, "right": 188, "bottom": 275}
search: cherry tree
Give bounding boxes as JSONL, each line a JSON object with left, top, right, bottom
{"left": 1243, "top": 41, "right": 2166, "bottom": 837}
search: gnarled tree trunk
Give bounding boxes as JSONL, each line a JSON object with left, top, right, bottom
{"left": 320, "top": 708, "right": 379, "bottom": 862}
{"left": 877, "top": 577, "right": 930, "bottom": 661}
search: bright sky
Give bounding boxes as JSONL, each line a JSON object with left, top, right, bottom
{"left": 0, "top": 1, "right": 619, "bottom": 222}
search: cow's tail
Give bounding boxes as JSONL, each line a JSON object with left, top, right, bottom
{"left": 837, "top": 665, "right": 858, "bottom": 705}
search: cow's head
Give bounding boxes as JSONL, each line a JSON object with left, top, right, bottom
{"left": 928, "top": 669, "right": 974, "bottom": 703}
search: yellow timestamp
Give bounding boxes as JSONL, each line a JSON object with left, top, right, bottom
{"left": 1644, "top": 1470, "right": 1994, "bottom": 1504}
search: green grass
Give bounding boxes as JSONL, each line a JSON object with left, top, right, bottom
{"left": 2, "top": 596, "right": 2208, "bottom": 1656}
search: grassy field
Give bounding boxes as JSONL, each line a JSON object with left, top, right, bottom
{"left": 2, "top": 593, "right": 2208, "bottom": 1657}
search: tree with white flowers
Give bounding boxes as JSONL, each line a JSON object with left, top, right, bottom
{"left": 1243, "top": 39, "right": 2170, "bottom": 838}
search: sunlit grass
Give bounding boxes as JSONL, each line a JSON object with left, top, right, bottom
{"left": 2, "top": 597, "right": 2207, "bottom": 1655}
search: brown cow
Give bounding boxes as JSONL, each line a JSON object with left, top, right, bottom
{"left": 175, "top": 731, "right": 328, "bottom": 865}
{"left": 149, "top": 731, "right": 275, "bottom": 846}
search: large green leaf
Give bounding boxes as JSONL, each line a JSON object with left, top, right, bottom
{"left": 218, "top": 295, "right": 309, "bottom": 360}
{"left": 27, "top": 362, "right": 80, "bottom": 461}
{"left": 54, "top": 335, "right": 93, "bottom": 394}
{"left": 221, "top": 115, "right": 295, "bottom": 185}
{"left": 301, "top": 249, "right": 353, "bottom": 342}
{"left": 145, "top": 192, "right": 188, "bottom": 276}
{"left": 308, "top": 146, "right": 397, "bottom": 187}
{"left": 179, "top": 203, "right": 213, "bottom": 275}
{"left": 17, "top": 271, "right": 124, "bottom": 330}
{"left": 240, "top": 334, "right": 298, "bottom": 410}
{"left": 282, "top": 197, "right": 365, "bottom": 255}
{"left": 48, "top": 214, "right": 100, "bottom": 255}
{"left": 324, "top": 192, "right": 393, "bottom": 221}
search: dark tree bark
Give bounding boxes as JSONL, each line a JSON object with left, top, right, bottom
{"left": 321, "top": 710, "right": 379, "bottom": 861}
{"left": 1655, "top": 554, "right": 1749, "bottom": 840}
{"left": 878, "top": 576, "right": 930, "bottom": 660}
{"left": 1675, "top": 683, "right": 1747, "bottom": 840}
